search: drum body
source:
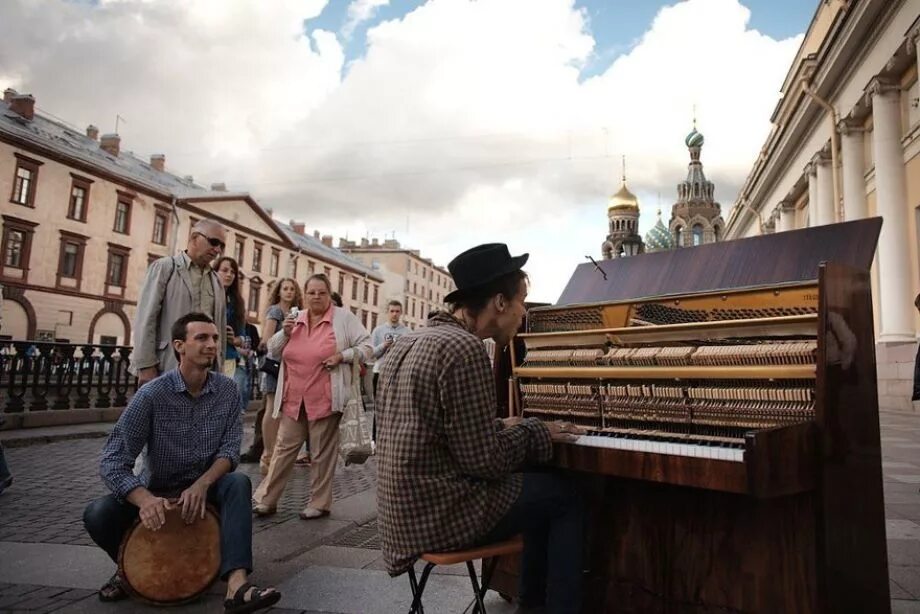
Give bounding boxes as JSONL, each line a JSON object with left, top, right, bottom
{"left": 118, "top": 505, "right": 221, "bottom": 605}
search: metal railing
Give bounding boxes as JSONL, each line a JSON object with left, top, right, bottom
{"left": 0, "top": 341, "right": 262, "bottom": 416}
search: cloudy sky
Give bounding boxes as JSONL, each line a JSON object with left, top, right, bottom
{"left": 0, "top": 0, "right": 811, "bottom": 301}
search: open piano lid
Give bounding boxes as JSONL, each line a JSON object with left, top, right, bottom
{"left": 556, "top": 217, "right": 882, "bottom": 305}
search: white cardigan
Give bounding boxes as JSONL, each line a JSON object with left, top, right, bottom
{"left": 269, "top": 306, "right": 373, "bottom": 419}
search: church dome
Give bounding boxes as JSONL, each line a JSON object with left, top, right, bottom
{"left": 644, "top": 212, "right": 673, "bottom": 252}
{"left": 685, "top": 128, "right": 704, "bottom": 148}
{"left": 609, "top": 182, "right": 639, "bottom": 211}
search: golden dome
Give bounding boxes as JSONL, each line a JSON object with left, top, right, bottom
{"left": 608, "top": 182, "right": 639, "bottom": 211}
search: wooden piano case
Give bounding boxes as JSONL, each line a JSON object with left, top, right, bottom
{"left": 488, "top": 219, "right": 890, "bottom": 613}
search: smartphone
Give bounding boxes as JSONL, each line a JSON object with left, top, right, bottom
{"left": 289, "top": 307, "right": 300, "bottom": 319}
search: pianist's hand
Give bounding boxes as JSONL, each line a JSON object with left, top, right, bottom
{"left": 545, "top": 420, "right": 585, "bottom": 442}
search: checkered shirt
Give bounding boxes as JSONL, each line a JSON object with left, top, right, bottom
{"left": 99, "top": 369, "right": 242, "bottom": 500}
{"left": 376, "top": 311, "right": 552, "bottom": 576}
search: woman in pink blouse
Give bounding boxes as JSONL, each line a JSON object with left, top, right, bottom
{"left": 253, "top": 274, "right": 372, "bottom": 519}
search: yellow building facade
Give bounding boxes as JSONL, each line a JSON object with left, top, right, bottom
{"left": 724, "top": 0, "right": 920, "bottom": 412}
{"left": 0, "top": 90, "right": 383, "bottom": 345}
{"left": 340, "top": 238, "right": 455, "bottom": 330}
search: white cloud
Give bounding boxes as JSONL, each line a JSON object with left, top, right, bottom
{"left": 343, "top": 0, "right": 390, "bottom": 38}
{"left": 0, "top": 0, "right": 802, "bottom": 302}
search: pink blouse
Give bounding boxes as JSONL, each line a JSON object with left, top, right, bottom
{"left": 280, "top": 306, "right": 337, "bottom": 421}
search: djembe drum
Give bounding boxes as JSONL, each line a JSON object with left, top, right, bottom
{"left": 118, "top": 504, "right": 221, "bottom": 605}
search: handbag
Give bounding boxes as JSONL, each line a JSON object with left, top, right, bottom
{"left": 338, "top": 359, "right": 374, "bottom": 466}
{"left": 258, "top": 356, "right": 280, "bottom": 378}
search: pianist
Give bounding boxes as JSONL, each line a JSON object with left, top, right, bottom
{"left": 375, "top": 243, "right": 584, "bottom": 614}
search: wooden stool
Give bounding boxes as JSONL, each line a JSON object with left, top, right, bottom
{"left": 407, "top": 535, "right": 523, "bottom": 614}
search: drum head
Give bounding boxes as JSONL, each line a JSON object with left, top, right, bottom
{"left": 118, "top": 504, "right": 221, "bottom": 605}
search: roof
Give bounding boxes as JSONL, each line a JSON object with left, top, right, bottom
{"left": 278, "top": 224, "right": 383, "bottom": 282}
{"left": 609, "top": 182, "right": 639, "bottom": 211}
{"left": 0, "top": 97, "right": 227, "bottom": 200}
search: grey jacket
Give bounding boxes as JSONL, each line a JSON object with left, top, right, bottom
{"left": 130, "top": 252, "right": 226, "bottom": 375}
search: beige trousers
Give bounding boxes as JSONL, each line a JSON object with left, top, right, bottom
{"left": 253, "top": 409, "right": 340, "bottom": 512}
{"left": 259, "top": 393, "right": 280, "bottom": 475}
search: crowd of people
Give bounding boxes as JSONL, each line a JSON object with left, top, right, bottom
{"left": 0, "top": 217, "right": 585, "bottom": 613}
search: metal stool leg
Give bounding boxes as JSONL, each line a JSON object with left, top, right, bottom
{"left": 466, "top": 560, "right": 487, "bottom": 614}
{"left": 408, "top": 563, "right": 434, "bottom": 614}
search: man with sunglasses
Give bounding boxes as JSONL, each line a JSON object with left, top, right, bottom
{"left": 131, "top": 219, "right": 229, "bottom": 386}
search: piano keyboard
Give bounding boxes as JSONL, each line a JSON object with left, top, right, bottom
{"left": 574, "top": 431, "right": 745, "bottom": 462}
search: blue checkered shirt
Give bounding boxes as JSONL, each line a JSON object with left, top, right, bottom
{"left": 99, "top": 369, "right": 242, "bottom": 500}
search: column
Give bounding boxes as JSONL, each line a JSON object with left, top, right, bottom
{"left": 813, "top": 152, "right": 835, "bottom": 226}
{"left": 777, "top": 201, "right": 796, "bottom": 232}
{"left": 806, "top": 163, "right": 818, "bottom": 227}
{"left": 838, "top": 118, "right": 868, "bottom": 221}
{"left": 870, "top": 77, "right": 914, "bottom": 342}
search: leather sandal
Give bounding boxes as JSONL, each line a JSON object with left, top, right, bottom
{"left": 223, "top": 582, "right": 280, "bottom": 613}
{"left": 98, "top": 573, "right": 128, "bottom": 602}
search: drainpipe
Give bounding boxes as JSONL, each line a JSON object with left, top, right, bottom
{"left": 168, "top": 196, "right": 180, "bottom": 255}
{"left": 800, "top": 79, "right": 842, "bottom": 222}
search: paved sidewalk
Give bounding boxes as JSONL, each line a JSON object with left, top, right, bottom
{"left": 3, "top": 411, "right": 920, "bottom": 612}
{"left": 0, "top": 428, "right": 515, "bottom": 614}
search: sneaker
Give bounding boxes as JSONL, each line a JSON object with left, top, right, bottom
{"left": 299, "top": 507, "right": 330, "bottom": 520}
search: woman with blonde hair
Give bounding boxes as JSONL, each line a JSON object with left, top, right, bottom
{"left": 252, "top": 278, "right": 304, "bottom": 474}
{"left": 253, "top": 274, "right": 371, "bottom": 519}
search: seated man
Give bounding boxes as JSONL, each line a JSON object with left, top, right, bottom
{"left": 83, "top": 312, "right": 280, "bottom": 613}
{"left": 376, "top": 243, "right": 584, "bottom": 614}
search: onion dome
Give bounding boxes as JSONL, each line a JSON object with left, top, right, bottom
{"left": 644, "top": 210, "right": 673, "bottom": 252}
{"left": 609, "top": 181, "right": 639, "bottom": 211}
{"left": 685, "top": 128, "right": 704, "bottom": 148}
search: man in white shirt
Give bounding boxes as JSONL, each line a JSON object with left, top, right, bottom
{"left": 369, "top": 301, "right": 411, "bottom": 438}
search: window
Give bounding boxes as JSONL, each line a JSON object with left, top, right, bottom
{"left": 152, "top": 211, "right": 168, "bottom": 245}
{"left": 350, "top": 306, "right": 358, "bottom": 315}
{"left": 105, "top": 244, "right": 131, "bottom": 289}
{"left": 363, "top": 281, "right": 369, "bottom": 303}
{"left": 292, "top": 257, "right": 298, "bottom": 279}
{"left": 270, "top": 249, "right": 280, "bottom": 277}
{"left": 338, "top": 273, "right": 345, "bottom": 296}
{"left": 411, "top": 299, "right": 416, "bottom": 318}
{"left": 373, "top": 285, "right": 379, "bottom": 306}
{"left": 235, "top": 237, "right": 245, "bottom": 265}
{"left": 252, "top": 243, "right": 263, "bottom": 272}
{"left": 113, "top": 199, "right": 131, "bottom": 234}
{"left": 413, "top": 282, "right": 417, "bottom": 294}
{"left": 57, "top": 231, "right": 88, "bottom": 290}
{"left": 4, "top": 230, "right": 25, "bottom": 268}
{"left": 692, "top": 224, "right": 703, "bottom": 246}
{"left": 1, "top": 215, "right": 38, "bottom": 281}
{"left": 404, "top": 279, "right": 409, "bottom": 292}
{"left": 10, "top": 154, "right": 42, "bottom": 207}
{"left": 99, "top": 335, "right": 117, "bottom": 346}
{"left": 352, "top": 277, "right": 358, "bottom": 300}
{"left": 674, "top": 226, "right": 683, "bottom": 247}
{"left": 248, "top": 281, "right": 262, "bottom": 313}
{"left": 67, "top": 175, "right": 92, "bottom": 222}
{"left": 308, "top": 260, "right": 315, "bottom": 275}
{"left": 147, "top": 253, "right": 161, "bottom": 267}
{"left": 324, "top": 266, "right": 331, "bottom": 279}
{"left": 362, "top": 310, "right": 369, "bottom": 327}
{"left": 371, "top": 312, "right": 378, "bottom": 329}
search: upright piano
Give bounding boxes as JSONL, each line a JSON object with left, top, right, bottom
{"left": 499, "top": 218, "right": 890, "bottom": 613}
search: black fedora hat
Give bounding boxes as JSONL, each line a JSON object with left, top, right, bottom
{"left": 444, "top": 243, "right": 529, "bottom": 303}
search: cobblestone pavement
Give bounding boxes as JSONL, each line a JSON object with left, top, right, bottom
{"left": 0, "top": 438, "right": 377, "bottom": 544}
{"left": 4, "top": 412, "right": 920, "bottom": 612}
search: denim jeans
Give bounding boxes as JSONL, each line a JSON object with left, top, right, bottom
{"left": 477, "top": 471, "right": 584, "bottom": 614}
{"left": 83, "top": 472, "right": 253, "bottom": 580}
{"left": 234, "top": 364, "right": 250, "bottom": 414}
{"left": 0, "top": 442, "right": 11, "bottom": 488}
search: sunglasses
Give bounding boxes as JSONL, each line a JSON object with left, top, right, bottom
{"left": 194, "top": 232, "right": 226, "bottom": 251}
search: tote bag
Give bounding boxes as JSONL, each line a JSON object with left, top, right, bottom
{"left": 338, "top": 360, "right": 374, "bottom": 465}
